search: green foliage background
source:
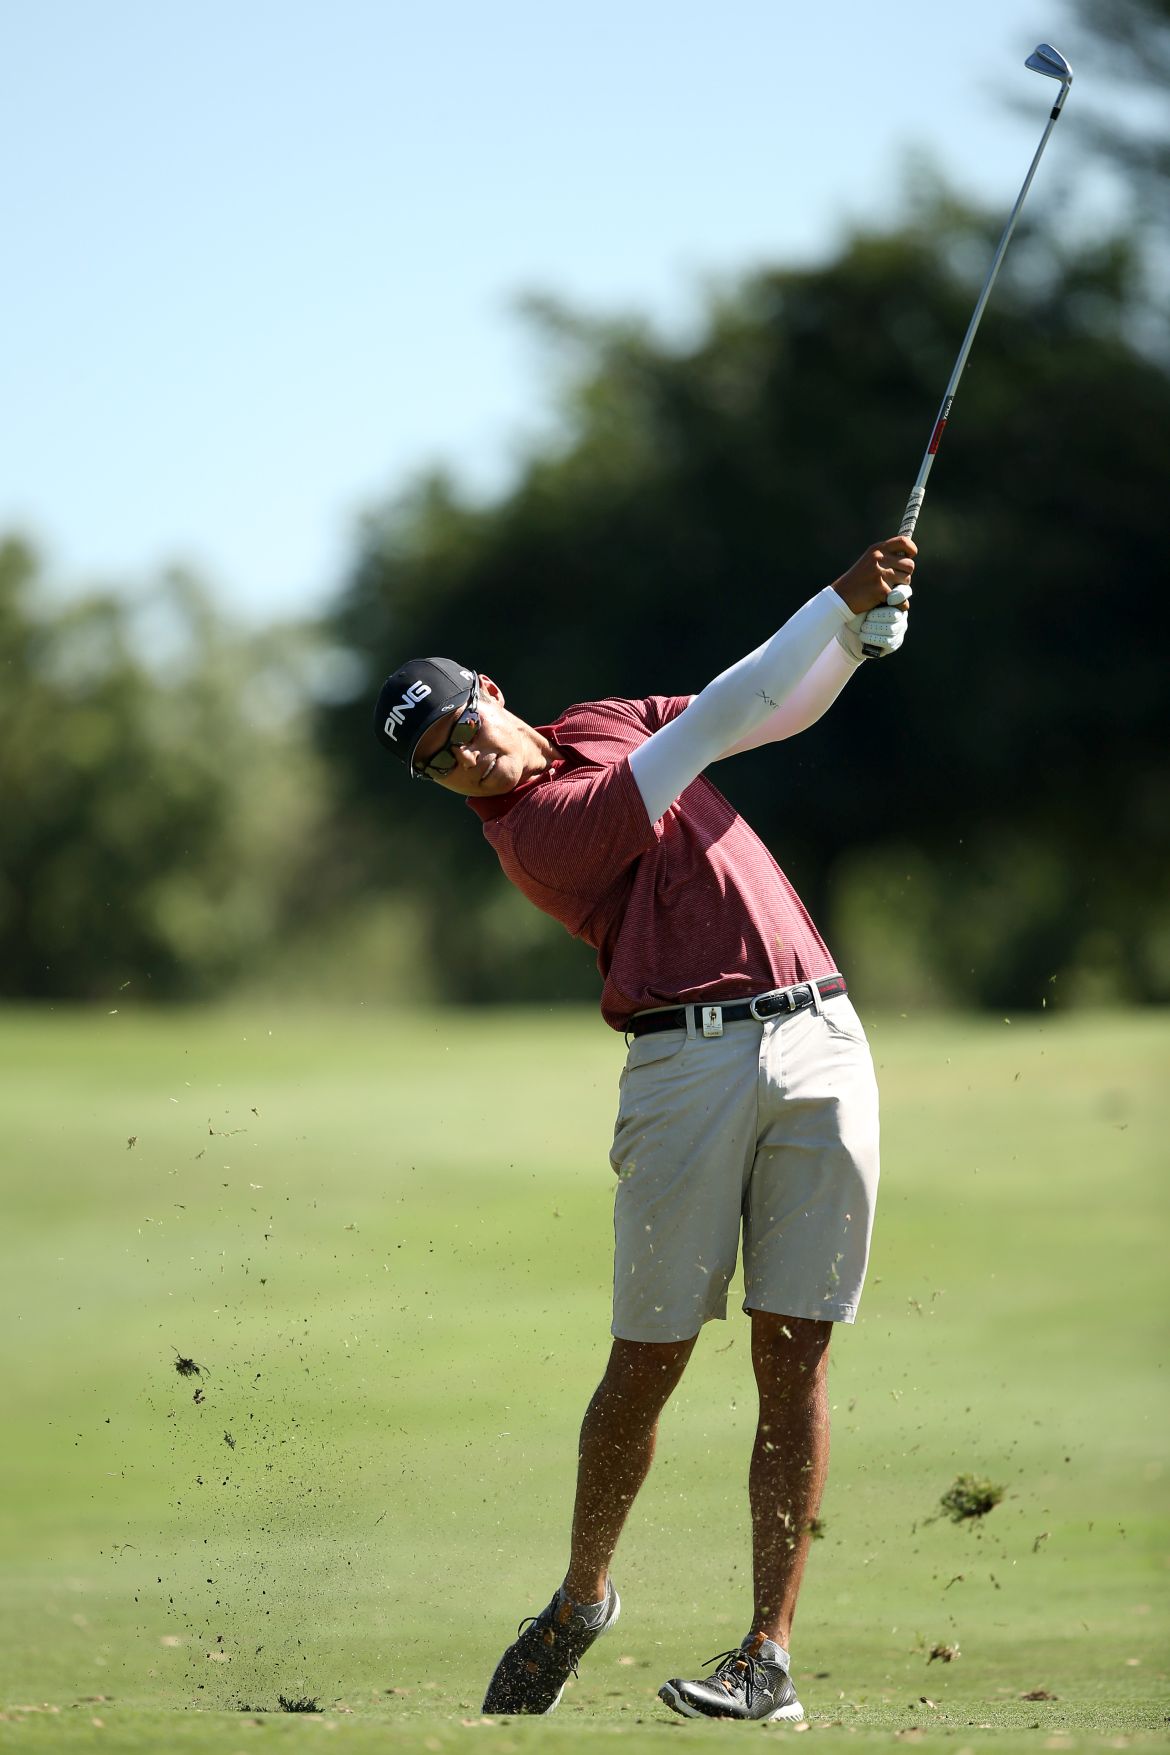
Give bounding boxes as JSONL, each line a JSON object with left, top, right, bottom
{"left": 323, "top": 191, "right": 1170, "bottom": 1011}
{"left": 2, "top": 0, "right": 1168, "bottom": 1010}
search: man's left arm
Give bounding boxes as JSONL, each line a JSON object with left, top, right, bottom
{"left": 716, "top": 589, "right": 911, "bottom": 758}
{"left": 629, "top": 539, "right": 914, "bottom": 825}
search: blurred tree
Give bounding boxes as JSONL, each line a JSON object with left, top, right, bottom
{"left": 321, "top": 194, "right": 1170, "bottom": 1011}
{"left": 1070, "top": 0, "right": 1170, "bottom": 214}
{"left": 0, "top": 542, "right": 330, "bottom": 999}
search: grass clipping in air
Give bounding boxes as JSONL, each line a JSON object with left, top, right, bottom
{"left": 939, "top": 1473, "right": 1005, "bottom": 1523}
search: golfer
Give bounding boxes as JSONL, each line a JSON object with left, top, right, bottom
{"left": 373, "top": 536, "right": 916, "bottom": 1723}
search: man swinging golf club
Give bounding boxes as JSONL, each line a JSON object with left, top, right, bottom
{"left": 373, "top": 535, "right": 915, "bottom": 1722}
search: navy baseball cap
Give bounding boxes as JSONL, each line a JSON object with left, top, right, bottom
{"left": 373, "top": 657, "right": 478, "bottom": 776}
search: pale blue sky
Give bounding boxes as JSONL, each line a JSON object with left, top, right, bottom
{"left": 2, "top": 0, "right": 1109, "bottom": 618}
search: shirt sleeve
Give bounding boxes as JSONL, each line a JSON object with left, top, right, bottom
{"left": 505, "top": 756, "right": 659, "bottom": 897}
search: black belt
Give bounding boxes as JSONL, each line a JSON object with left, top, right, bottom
{"left": 629, "top": 975, "right": 848, "bottom": 1038}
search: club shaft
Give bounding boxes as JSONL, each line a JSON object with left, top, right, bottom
{"left": 897, "top": 82, "right": 1070, "bottom": 542}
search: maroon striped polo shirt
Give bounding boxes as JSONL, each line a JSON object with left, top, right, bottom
{"left": 467, "top": 695, "right": 835, "bottom": 1032}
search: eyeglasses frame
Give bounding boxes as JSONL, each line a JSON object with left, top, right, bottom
{"left": 413, "top": 676, "right": 481, "bottom": 780}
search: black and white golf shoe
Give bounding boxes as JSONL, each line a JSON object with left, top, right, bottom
{"left": 481, "top": 1578, "right": 620, "bottom": 1714}
{"left": 659, "top": 1634, "right": 804, "bottom": 1722}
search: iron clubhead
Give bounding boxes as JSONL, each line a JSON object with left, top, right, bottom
{"left": 1025, "top": 42, "right": 1073, "bottom": 85}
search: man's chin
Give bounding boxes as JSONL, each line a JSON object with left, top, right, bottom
{"left": 481, "top": 755, "right": 515, "bottom": 793}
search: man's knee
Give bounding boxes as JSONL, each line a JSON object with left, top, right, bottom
{"left": 601, "top": 1334, "right": 696, "bottom": 1407}
{"left": 749, "top": 1312, "right": 832, "bottom": 1392}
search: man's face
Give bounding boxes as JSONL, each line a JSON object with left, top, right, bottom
{"left": 411, "top": 676, "right": 529, "bottom": 796}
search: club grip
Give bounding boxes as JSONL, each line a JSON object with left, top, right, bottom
{"left": 899, "top": 486, "right": 926, "bottom": 539}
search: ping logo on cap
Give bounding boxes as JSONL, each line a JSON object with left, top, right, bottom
{"left": 373, "top": 657, "right": 478, "bottom": 770}
{"left": 382, "top": 681, "right": 432, "bottom": 741}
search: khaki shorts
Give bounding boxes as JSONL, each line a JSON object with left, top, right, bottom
{"left": 609, "top": 991, "right": 880, "bottom": 1342}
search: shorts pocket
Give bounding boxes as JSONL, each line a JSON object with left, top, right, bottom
{"left": 623, "top": 1027, "right": 689, "bottom": 1073}
{"left": 611, "top": 1029, "right": 689, "bottom": 1174}
{"left": 822, "top": 996, "right": 869, "bottom": 1046}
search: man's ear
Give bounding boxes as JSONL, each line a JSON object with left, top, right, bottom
{"left": 479, "top": 674, "right": 505, "bottom": 707}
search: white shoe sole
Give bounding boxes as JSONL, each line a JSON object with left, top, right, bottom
{"left": 658, "top": 1680, "right": 804, "bottom": 1722}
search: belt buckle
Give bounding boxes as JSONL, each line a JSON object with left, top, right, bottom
{"left": 701, "top": 1004, "right": 724, "bottom": 1038}
{"left": 751, "top": 986, "right": 807, "bottom": 1020}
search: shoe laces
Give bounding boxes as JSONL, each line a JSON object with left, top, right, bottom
{"left": 702, "top": 1646, "right": 769, "bottom": 1707}
{"left": 513, "top": 1604, "right": 586, "bottom": 1678}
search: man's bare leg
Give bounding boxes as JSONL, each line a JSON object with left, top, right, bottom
{"left": 561, "top": 1335, "right": 696, "bottom": 1605}
{"left": 747, "top": 1311, "right": 833, "bottom": 1649}
{"left": 483, "top": 1336, "right": 695, "bottom": 1714}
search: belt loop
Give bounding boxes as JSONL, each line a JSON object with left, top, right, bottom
{"left": 809, "top": 979, "right": 826, "bottom": 1016}
{"left": 684, "top": 1005, "right": 698, "bottom": 1040}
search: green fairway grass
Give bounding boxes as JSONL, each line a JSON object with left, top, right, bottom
{"left": 1, "top": 1005, "right": 1167, "bottom": 1755}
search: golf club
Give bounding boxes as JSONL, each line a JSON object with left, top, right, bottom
{"left": 864, "top": 42, "right": 1074, "bottom": 654}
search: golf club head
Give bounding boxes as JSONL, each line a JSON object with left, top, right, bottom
{"left": 1025, "top": 42, "right": 1073, "bottom": 85}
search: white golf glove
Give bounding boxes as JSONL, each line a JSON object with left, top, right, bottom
{"left": 836, "top": 585, "right": 912, "bottom": 661}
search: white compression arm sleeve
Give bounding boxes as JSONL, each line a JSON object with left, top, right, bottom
{"left": 628, "top": 585, "right": 852, "bottom": 825}
{"left": 716, "top": 636, "right": 861, "bottom": 758}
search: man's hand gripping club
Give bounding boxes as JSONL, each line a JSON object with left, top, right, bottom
{"left": 831, "top": 536, "right": 916, "bottom": 662}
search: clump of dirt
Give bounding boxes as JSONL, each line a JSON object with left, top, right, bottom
{"left": 927, "top": 1642, "right": 959, "bottom": 1664}
{"left": 278, "top": 1695, "right": 321, "bottom": 1713}
{"left": 173, "top": 1351, "right": 208, "bottom": 1380}
{"left": 804, "top": 1517, "right": 827, "bottom": 1540}
{"left": 1021, "top": 1688, "right": 1058, "bottom": 1701}
{"left": 938, "top": 1474, "right": 1004, "bottom": 1523}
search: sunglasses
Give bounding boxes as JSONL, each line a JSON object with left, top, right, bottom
{"left": 415, "top": 681, "right": 481, "bottom": 779}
